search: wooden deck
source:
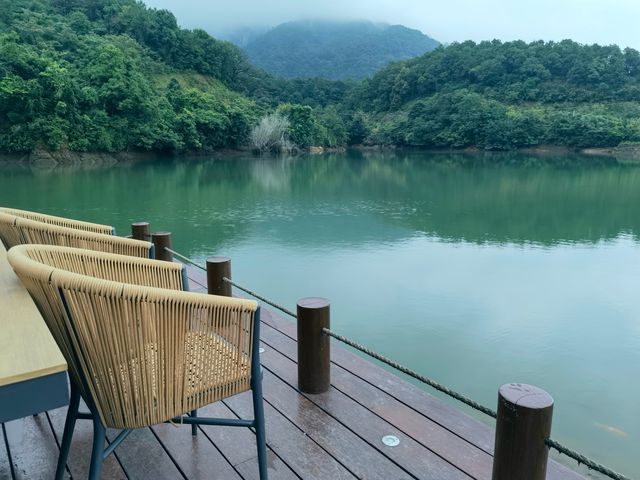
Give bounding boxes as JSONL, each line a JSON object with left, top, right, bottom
{"left": 0, "top": 266, "right": 586, "bottom": 480}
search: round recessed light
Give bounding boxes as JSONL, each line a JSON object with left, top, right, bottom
{"left": 382, "top": 435, "right": 400, "bottom": 447}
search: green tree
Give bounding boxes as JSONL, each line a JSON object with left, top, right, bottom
{"left": 346, "top": 112, "right": 369, "bottom": 145}
{"left": 276, "top": 103, "right": 317, "bottom": 147}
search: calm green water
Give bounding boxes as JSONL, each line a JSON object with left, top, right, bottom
{"left": 1, "top": 151, "right": 639, "bottom": 476}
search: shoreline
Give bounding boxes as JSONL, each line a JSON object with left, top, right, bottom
{"left": 353, "top": 143, "right": 640, "bottom": 160}
{"left": 1, "top": 144, "right": 639, "bottom": 166}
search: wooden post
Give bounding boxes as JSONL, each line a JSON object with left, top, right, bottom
{"left": 131, "top": 222, "right": 150, "bottom": 241}
{"left": 492, "top": 383, "right": 554, "bottom": 480}
{"left": 152, "top": 232, "right": 173, "bottom": 262}
{"left": 206, "top": 257, "right": 232, "bottom": 297}
{"left": 297, "top": 297, "right": 330, "bottom": 394}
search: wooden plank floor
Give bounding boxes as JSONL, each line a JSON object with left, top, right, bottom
{"left": 0, "top": 266, "right": 586, "bottom": 480}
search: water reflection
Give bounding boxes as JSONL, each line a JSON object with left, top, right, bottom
{"left": 3, "top": 150, "right": 639, "bottom": 247}
{"left": 1, "top": 151, "right": 639, "bottom": 475}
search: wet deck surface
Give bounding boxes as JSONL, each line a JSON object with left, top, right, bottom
{"left": 1, "top": 266, "right": 585, "bottom": 479}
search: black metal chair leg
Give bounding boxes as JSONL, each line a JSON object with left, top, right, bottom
{"left": 190, "top": 409, "right": 198, "bottom": 436}
{"left": 252, "top": 374, "right": 268, "bottom": 479}
{"left": 88, "top": 413, "right": 106, "bottom": 480}
{"left": 55, "top": 386, "right": 80, "bottom": 480}
{"left": 250, "top": 308, "right": 268, "bottom": 479}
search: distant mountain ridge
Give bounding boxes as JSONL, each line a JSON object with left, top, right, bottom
{"left": 239, "top": 20, "right": 440, "bottom": 80}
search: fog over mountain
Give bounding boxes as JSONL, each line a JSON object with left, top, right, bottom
{"left": 239, "top": 20, "right": 440, "bottom": 80}
{"left": 143, "top": 0, "right": 640, "bottom": 49}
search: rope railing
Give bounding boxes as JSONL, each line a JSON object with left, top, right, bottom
{"left": 164, "top": 247, "right": 206, "bottom": 271}
{"left": 545, "top": 439, "right": 632, "bottom": 480}
{"left": 323, "top": 327, "right": 498, "bottom": 418}
{"left": 222, "top": 276, "right": 298, "bottom": 319}
{"left": 158, "top": 243, "right": 634, "bottom": 480}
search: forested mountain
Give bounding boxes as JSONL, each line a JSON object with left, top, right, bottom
{"left": 0, "top": 0, "right": 267, "bottom": 153}
{"left": 348, "top": 40, "right": 640, "bottom": 149}
{"left": 1, "top": 0, "right": 640, "bottom": 155}
{"left": 242, "top": 20, "right": 440, "bottom": 80}
{"left": 0, "top": 0, "right": 357, "bottom": 154}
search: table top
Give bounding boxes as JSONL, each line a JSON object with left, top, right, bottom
{"left": 0, "top": 242, "right": 66, "bottom": 387}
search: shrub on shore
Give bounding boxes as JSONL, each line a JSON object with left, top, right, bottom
{"left": 250, "top": 113, "right": 294, "bottom": 153}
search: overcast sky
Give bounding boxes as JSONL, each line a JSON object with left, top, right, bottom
{"left": 144, "top": 0, "right": 640, "bottom": 49}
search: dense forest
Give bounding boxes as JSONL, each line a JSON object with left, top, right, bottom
{"left": 353, "top": 40, "right": 640, "bottom": 148}
{"left": 0, "top": 0, "right": 350, "bottom": 153}
{"left": 1, "top": 0, "right": 640, "bottom": 155}
{"left": 0, "top": 0, "right": 257, "bottom": 152}
{"left": 242, "top": 20, "right": 439, "bottom": 80}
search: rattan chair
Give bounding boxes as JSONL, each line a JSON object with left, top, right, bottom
{"left": 8, "top": 244, "right": 267, "bottom": 480}
{"left": 0, "top": 209, "right": 154, "bottom": 258}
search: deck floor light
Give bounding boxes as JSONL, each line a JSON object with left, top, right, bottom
{"left": 382, "top": 435, "right": 400, "bottom": 447}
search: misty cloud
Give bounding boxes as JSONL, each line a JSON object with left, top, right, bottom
{"left": 143, "top": 0, "right": 640, "bottom": 48}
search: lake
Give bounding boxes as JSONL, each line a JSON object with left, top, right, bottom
{"left": 1, "top": 150, "right": 638, "bottom": 476}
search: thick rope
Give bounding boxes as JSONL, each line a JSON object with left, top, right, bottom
{"left": 223, "top": 277, "right": 298, "bottom": 319}
{"left": 545, "top": 438, "right": 633, "bottom": 480}
{"left": 164, "top": 247, "right": 207, "bottom": 271}
{"left": 322, "top": 327, "right": 498, "bottom": 418}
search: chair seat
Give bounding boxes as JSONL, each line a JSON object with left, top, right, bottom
{"left": 184, "top": 330, "right": 251, "bottom": 397}
{"left": 97, "top": 331, "right": 251, "bottom": 429}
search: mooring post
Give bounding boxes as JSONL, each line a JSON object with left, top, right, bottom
{"left": 491, "top": 383, "right": 554, "bottom": 480}
{"left": 206, "top": 257, "right": 232, "bottom": 297}
{"left": 152, "top": 232, "right": 173, "bottom": 262}
{"left": 131, "top": 222, "right": 150, "bottom": 241}
{"left": 297, "top": 297, "right": 330, "bottom": 394}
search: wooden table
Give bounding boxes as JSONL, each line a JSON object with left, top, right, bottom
{"left": 0, "top": 242, "right": 68, "bottom": 422}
